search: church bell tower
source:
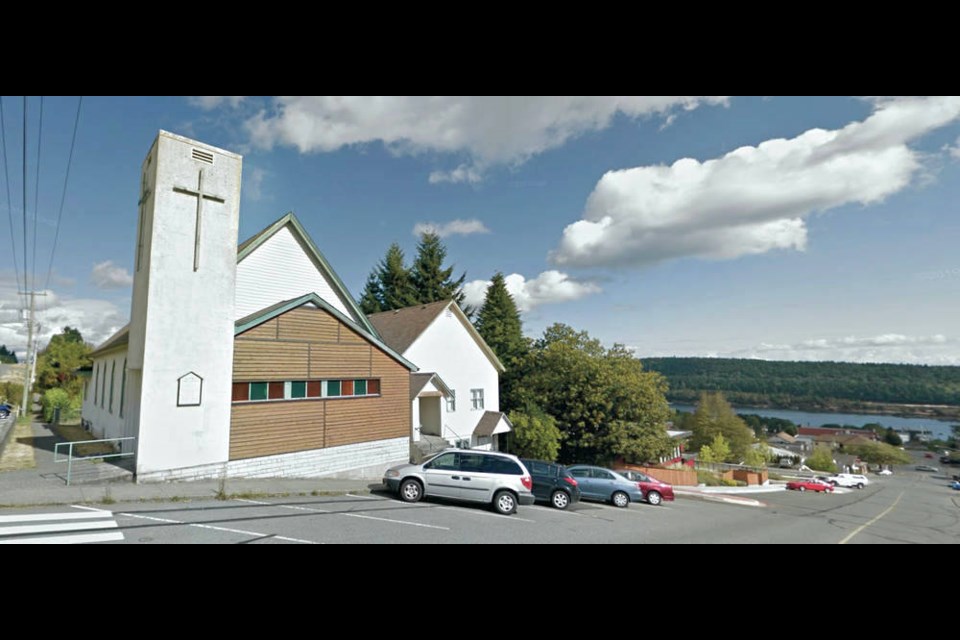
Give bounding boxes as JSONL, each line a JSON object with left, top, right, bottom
{"left": 128, "top": 131, "right": 242, "bottom": 475}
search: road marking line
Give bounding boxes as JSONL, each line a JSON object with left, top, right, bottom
{"left": 117, "top": 510, "right": 321, "bottom": 544}
{"left": 235, "top": 498, "right": 449, "bottom": 530}
{"left": 0, "top": 520, "right": 118, "bottom": 537}
{"left": 345, "top": 493, "right": 379, "bottom": 500}
{"left": 0, "top": 511, "right": 115, "bottom": 523}
{"left": 435, "top": 505, "right": 536, "bottom": 523}
{"left": 838, "top": 491, "right": 904, "bottom": 545}
{"left": 0, "top": 531, "right": 125, "bottom": 544}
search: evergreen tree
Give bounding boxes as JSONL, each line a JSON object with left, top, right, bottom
{"left": 378, "top": 243, "right": 418, "bottom": 311}
{"left": 475, "top": 272, "right": 529, "bottom": 413}
{"left": 0, "top": 345, "right": 18, "bottom": 364}
{"left": 358, "top": 269, "right": 384, "bottom": 314}
{"left": 410, "top": 231, "right": 467, "bottom": 309}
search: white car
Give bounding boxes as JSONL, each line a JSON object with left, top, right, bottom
{"left": 877, "top": 469, "right": 893, "bottom": 476}
{"left": 827, "top": 473, "right": 870, "bottom": 489}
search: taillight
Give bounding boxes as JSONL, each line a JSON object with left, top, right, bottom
{"left": 563, "top": 476, "right": 578, "bottom": 487}
{"left": 521, "top": 475, "right": 532, "bottom": 490}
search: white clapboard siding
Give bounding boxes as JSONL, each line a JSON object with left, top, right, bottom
{"left": 236, "top": 225, "right": 354, "bottom": 320}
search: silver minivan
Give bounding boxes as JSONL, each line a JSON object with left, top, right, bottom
{"left": 383, "top": 449, "right": 535, "bottom": 515}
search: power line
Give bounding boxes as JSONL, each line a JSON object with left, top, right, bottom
{"left": 0, "top": 97, "right": 24, "bottom": 305}
{"left": 22, "top": 96, "right": 27, "bottom": 302}
{"left": 43, "top": 96, "right": 82, "bottom": 292}
{"left": 31, "top": 96, "right": 42, "bottom": 292}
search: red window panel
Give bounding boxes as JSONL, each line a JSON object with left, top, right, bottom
{"left": 268, "top": 381, "right": 285, "bottom": 400}
{"left": 341, "top": 379, "right": 354, "bottom": 396}
{"left": 307, "top": 381, "right": 322, "bottom": 398}
{"left": 367, "top": 379, "right": 380, "bottom": 395}
{"left": 232, "top": 382, "right": 249, "bottom": 402}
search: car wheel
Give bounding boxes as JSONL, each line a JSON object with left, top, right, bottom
{"left": 550, "top": 490, "right": 570, "bottom": 510}
{"left": 831, "top": 481, "right": 838, "bottom": 486}
{"left": 647, "top": 490, "right": 663, "bottom": 506}
{"left": 857, "top": 483, "right": 864, "bottom": 490}
{"left": 798, "top": 486, "right": 806, "bottom": 492}
{"left": 399, "top": 479, "right": 423, "bottom": 503}
{"left": 493, "top": 490, "right": 517, "bottom": 515}
{"left": 612, "top": 491, "right": 630, "bottom": 508}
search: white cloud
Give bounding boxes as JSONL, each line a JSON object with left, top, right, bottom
{"left": 189, "top": 96, "right": 246, "bottom": 110}
{"left": 949, "top": 135, "right": 960, "bottom": 159}
{"left": 244, "top": 96, "right": 728, "bottom": 180}
{"left": 552, "top": 96, "right": 960, "bottom": 268}
{"left": 0, "top": 273, "right": 128, "bottom": 357}
{"left": 244, "top": 167, "right": 266, "bottom": 201}
{"left": 428, "top": 164, "right": 483, "bottom": 184}
{"left": 412, "top": 219, "right": 491, "bottom": 238}
{"left": 91, "top": 261, "right": 133, "bottom": 289}
{"left": 463, "top": 270, "right": 600, "bottom": 313}
{"left": 728, "top": 333, "right": 960, "bottom": 365}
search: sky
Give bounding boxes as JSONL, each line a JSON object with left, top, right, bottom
{"left": 1, "top": 96, "right": 959, "bottom": 365}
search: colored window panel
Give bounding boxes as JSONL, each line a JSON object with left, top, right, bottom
{"left": 249, "top": 382, "right": 268, "bottom": 401}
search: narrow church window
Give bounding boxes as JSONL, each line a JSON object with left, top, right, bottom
{"left": 94, "top": 363, "right": 100, "bottom": 405}
{"left": 119, "top": 359, "right": 127, "bottom": 418}
{"left": 101, "top": 362, "right": 107, "bottom": 409}
{"left": 109, "top": 361, "right": 116, "bottom": 414}
{"left": 249, "top": 382, "right": 268, "bottom": 401}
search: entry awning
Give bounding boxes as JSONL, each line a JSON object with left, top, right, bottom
{"left": 409, "top": 372, "right": 453, "bottom": 401}
{"left": 473, "top": 411, "right": 513, "bottom": 437}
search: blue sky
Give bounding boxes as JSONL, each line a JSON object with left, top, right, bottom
{"left": 1, "top": 96, "right": 959, "bottom": 364}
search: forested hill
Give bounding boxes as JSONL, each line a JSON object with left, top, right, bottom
{"left": 639, "top": 357, "right": 960, "bottom": 407}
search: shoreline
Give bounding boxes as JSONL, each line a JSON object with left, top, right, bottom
{"left": 669, "top": 398, "right": 960, "bottom": 423}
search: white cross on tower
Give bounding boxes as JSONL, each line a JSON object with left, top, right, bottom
{"left": 173, "top": 168, "right": 225, "bottom": 271}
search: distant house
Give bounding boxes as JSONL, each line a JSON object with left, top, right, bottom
{"left": 368, "top": 300, "right": 511, "bottom": 453}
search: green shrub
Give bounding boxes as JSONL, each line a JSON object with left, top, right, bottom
{"left": 805, "top": 445, "right": 838, "bottom": 473}
{"left": 42, "top": 388, "right": 72, "bottom": 423}
{"left": 697, "top": 470, "right": 722, "bottom": 486}
{"left": 720, "top": 478, "right": 739, "bottom": 487}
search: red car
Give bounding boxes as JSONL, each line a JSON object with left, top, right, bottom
{"left": 615, "top": 469, "right": 676, "bottom": 505}
{"left": 786, "top": 479, "right": 834, "bottom": 493}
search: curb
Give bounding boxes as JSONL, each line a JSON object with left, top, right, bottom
{"left": 675, "top": 490, "right": 767, "bottom": 508}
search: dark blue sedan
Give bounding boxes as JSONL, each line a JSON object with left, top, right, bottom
{"left": 566, "top": 465, "right": 644, "bottom": 508}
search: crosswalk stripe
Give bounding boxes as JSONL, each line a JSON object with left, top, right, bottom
{"left": 0, "top": 509, "right": 124, "bottom": 544}
{"left": 0, "top": 512, "right": 115, "bottom": 524}
{"left": 0, "top": 531, "right": 125, "bottom": 545}
{"left": 0, "top": 520, "right": 119, "bottom": 537}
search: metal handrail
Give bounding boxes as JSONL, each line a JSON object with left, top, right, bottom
{"left": 54, "top": 437, "right": 136, "bottom": 486}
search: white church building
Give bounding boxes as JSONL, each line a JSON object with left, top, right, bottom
{"left": 82, "top": 131, "right": 416, "bottom": 481}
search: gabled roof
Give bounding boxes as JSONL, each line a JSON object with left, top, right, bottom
{"left": 237, "top": 212, "right": 380, "bottom": 338}
{"left": 409, "top": 372, "right": 453, "bottom": 401}
{"left": 235, "top": 292, "right": 417, "bottom": 371}
{"left": 89, "top": 324, "right": 130, "bottom": 358}
{"left": 773, "top": 431, "right": 798, "bottom": 444}
{"left": 473, "top": 411, "right": 513, "bottom": 436}
{"left": 368, "top": 300, "right": 505, "bottom": 372}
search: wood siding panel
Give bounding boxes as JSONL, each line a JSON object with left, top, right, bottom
{"left": 230, "top": 401, "right": 326, "bottom": 460}
{"left": 325, "top": 396, "right": 409, "bottom": 448}
{"left": 237, "top": 319, "right": 278, "bottom": 340}
{"left": 338, "top": 325, "right": 367, "bottom": 345}
{"left": 277, "top": 307, "right": 340, "bottom": 343}
{"left": 309, "top": 343, "right": 371, "bottom": 378}
{"left": 234, "top": 341, "right": 308, "bottom": 380}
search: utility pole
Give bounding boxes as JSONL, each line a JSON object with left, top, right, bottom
{"left": 18, "top": 290, "right": 46, "bottom": 417}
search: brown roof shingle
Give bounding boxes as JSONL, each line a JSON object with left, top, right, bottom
{"left": 367, "top": 300, "right": 451, "bottom": 354}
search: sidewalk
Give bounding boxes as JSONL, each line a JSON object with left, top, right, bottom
{"left": 0, "top": 417, "right": 380, "bottom": 508}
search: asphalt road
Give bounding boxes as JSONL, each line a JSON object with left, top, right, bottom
{"left": 1, "top": 467, "right": 957, "bottom": 543}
